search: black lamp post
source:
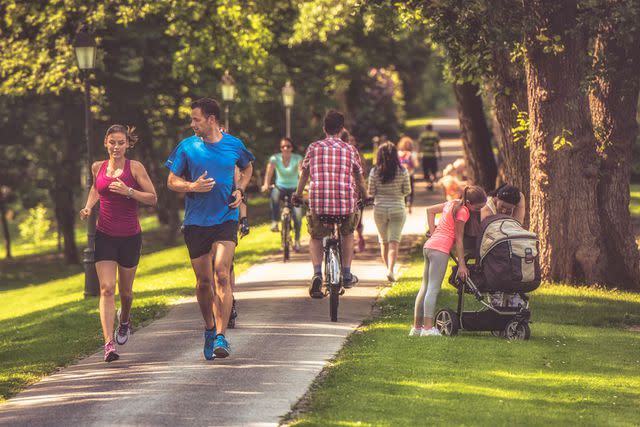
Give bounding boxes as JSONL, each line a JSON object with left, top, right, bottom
{"left": 282, "top": 80, "right": 295, "bottom": 139}
{"left": 221, "top": 70, "right": 236, "bottom": 131}
{"left": 74, "top": 26, "right": 100, "bottom": 297}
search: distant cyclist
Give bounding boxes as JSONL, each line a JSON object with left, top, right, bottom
{"left": 293, "top": 110, "right": 368, "bottom": 297}
{"left": 262, "top": 137, "right": 303, "bottom": 252}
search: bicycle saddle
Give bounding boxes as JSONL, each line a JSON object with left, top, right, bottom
{"left": 318, "top": 215, "right": 349, "bottom": 224}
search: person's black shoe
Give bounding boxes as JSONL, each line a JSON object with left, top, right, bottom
{"left": 309, "top": 274, "right": 324, "bottom": 299}
{"left": 239, "top": 217, "right": 250, "bottom": 238}
{"left": 227, "top": 298, "right": 238, "bottom": 328}
{"left": 343, "top": 273, "right": 359, "bottom": 289}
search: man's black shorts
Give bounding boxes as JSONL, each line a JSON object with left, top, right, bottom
{"left": 95, "top": 230, "right": 142, "bottom": 268}
{"left": 422, "top": 157, "right": 438, "bottom": 176}
{"left": 183, "top": 221, "right": 238, "bottom": 259}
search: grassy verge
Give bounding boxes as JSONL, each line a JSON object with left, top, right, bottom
{"left": 0, "top": 218, "right": 279, "bottom": 402}
{"left": 287, "top": 249, "right": 640, "bottom": 427}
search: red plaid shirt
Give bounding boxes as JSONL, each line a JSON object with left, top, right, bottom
{"left": 302, "top": 136, "right": 363, "bottom": 215}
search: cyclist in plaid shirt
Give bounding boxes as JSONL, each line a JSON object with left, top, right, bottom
{"left": 294, "top": 110, "right": 368, "bottom": 298}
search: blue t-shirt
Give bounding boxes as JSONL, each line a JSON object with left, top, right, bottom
{"left": 269, "top": 153, "right": 302, "bottom": 189}
{"left": 165, "top": 134, "right": 255, "bottom": 226}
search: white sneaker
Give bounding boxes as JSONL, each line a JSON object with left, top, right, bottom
{"left": 420, "top": 327, "right": 442, "bottom": 337}
{"left": 294, "top": 240, "right": 302, "bottom": 252}
{"left": 387, "top": 270, "right": 396, "bottom": 282}
{"left": 409, "top": 327, "right": 423, "bottom": 336}
{"left": 270, "top": 221, "right": 279, "bottom": 232}
{"left": 114, "top": 308, "right": 131, "bottom": 345}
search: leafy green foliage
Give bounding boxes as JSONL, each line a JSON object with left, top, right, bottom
{"left": 18, "top": 204, "right": 51, "bottom": 247}
{"left": 511, "top": 104, "right": 530, "bottom": 148}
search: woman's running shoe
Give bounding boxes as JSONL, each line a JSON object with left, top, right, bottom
{"left": 114, "top": 308, "right": 131, "bottom": 345}
{"left": 420, "top": 327, "right": 442, "bottom": 337}
{"left": 409, "top": 327, "right": 423, "bottom": 336}
{"left": 204, "top": 329, "right": 216, "bottom": 360}
{"left": 104, "top": 341, "right": 120, "bottom": 362}
{"left": 213, "top": 334, "right": 230, "bottom": 358}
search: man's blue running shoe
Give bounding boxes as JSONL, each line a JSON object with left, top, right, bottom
{"left": 213, "top": 334, "right": 230, "bottom": 358}
{"left": 204, "top": 329, "right": 216, "bottom": 360}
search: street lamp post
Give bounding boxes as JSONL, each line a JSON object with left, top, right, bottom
{"left": 221, "top": 70, "right": 236, "bottom": 131}
{"left": 282, "top": 80, "right": 295, "bottom": 139}
{"left": 74, "top": 26, "right": 100, "bottom": 297}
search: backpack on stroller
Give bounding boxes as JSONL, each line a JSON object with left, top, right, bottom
{"left": 434, "top": 214, "right": 541, "bottom": 340}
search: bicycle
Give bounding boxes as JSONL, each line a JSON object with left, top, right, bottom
{"left": 270, "top": 185, "right": 297, "bottom": 262}
{"left": 300, "top": 198, "right": 372, "bottom": 322}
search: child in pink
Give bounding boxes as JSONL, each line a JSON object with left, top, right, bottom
{"left": 411, "top": 186, "right": 486, "bottom": 337}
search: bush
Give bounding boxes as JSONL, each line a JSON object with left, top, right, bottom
{"left": 18, "top": 204, "right": 52, "bottom": 246}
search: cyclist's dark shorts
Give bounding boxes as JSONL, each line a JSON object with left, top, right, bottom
{"left": 183, "top": 221, "right": 238, "bottom": 259}
{"left": 306, "top": 211, "right": 360, "bottom": 240}
{"left": 95, "top": 230, "right": 142, "bottom": 268}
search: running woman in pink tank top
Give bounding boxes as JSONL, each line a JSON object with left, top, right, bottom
{"left": 79, "top": 125, "right": 157, "bottom": 362}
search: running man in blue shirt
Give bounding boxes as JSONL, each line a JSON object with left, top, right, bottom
{"left": 165, "top": 98, "right": 254, "bottom": 360}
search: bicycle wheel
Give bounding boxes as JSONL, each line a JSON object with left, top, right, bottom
{"left": 327, "top": 246, "right": 341, "bottom": 322}
{"left": 282, "top": 214, "right": 291, "bottom": 262}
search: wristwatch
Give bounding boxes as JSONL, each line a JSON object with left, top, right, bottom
{"left": 127, "top": 187, "right": 134, "bottom": 199}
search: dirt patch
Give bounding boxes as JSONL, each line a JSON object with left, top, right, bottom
{"left": 626, "top": 325, "right": 640, "bottom": 332}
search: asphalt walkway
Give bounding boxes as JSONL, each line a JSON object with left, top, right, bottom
{"left": 0, "top": 138, "right": 463, "bottom": 427}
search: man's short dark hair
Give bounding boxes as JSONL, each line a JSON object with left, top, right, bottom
{"left": 324, "top": 110, "right": 345, "bottom": 135}
{"left": 191, "top": 98, "right": 221, "bottom": 121}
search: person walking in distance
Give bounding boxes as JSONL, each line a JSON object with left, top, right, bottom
{"left": 293, "top": 110, "right": 368, "bottom": 297}
{"left": 166, "top": 98, "right": 254, "bottom": 360}
{"left": 368, "top": 142, "right": 411, "bottom": 282}
{"left": 397, "top": 136, "right": 419, "bottom": 213}
{"left": 418, "top": 124, "right": 442, "bottom": 190}
{"left": 79, "top": 125, "right": 158, "bottom": 362}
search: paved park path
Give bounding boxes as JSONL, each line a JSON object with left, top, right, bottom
{"left": 0, "top": 138, "right": 463, "bottom": 427}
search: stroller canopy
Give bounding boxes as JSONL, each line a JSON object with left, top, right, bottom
{"left": 478, "top": 214, "right": 540, "bottom": 292}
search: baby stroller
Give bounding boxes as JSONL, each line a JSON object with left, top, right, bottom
{"left": 434, "top": 214, "right": 541, "bottom": 340}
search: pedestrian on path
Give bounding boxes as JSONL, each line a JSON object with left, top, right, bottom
{"left": 293, "top": 110, "right": 369, "bottom": 297}
{"left": 262, "top": 137, "right": 304, "bottom": 252}
{"left": 79, "top": 125, "right": 158, "bottom": 362}
{"left": 341, "top": 129, "right": 367, "bottom": 253}
{"left": 368, "top": 142, "right": 411, "bottom": 282}
{"left": 165, "top": 98, "right": 254, "bottom": 360}
{"left": 397, "top": 136, "right": 419, "bottom": 213}
{"left": 411, "top": 186, "right": 486, "bottom": 337}
{"left": 418, "top": 124, "right": 442, "bottom": 190}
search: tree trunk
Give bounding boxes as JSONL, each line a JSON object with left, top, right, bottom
{"left": 453, "top": 82, "right": 498, "bottom": 190}
{"left": 487, "top": 48, "right": 530, "bottom": 202}
{"left": 589, "top": 9, "right": 640, "bottom": 289}
{"left": 0, "top": 200, "right": 12, "bottom": 260}
{"left": 524, "top": 0, "right": 605, "bottom": 284}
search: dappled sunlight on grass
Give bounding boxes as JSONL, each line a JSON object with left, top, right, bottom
{"left": 290, "top": 247, "right": 640, "bottom": 426}
{"left": 0, "top": 223, "right": 280, "bottom": 402}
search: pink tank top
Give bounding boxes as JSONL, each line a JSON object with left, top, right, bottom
{"left": 96, "top": 159, "right": 141, "bottom": 236}
{"left": 424, "top": 200, "right": 470, "bottom": 254}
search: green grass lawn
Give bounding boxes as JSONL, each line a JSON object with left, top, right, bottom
{"left": 287, "top": 250, "right": 640, "bottom": 427}
{"left": 0, "top": 215, "right": 280, "bottom": 402}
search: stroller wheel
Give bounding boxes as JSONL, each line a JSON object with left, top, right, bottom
{"left": 435, "top": 309, "right": 459, "bottom": 336}
{"left": 504, "top": 321, "right": 530, "bottom": 341}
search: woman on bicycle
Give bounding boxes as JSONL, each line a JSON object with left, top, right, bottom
{"left": 368, "top": 142, "right": 411, "bottom": 282}
{"left": 262, "top": 137, "right": 304, "bottom": 252}
{"left": 80, "top": 125, "right": 157, "bottom": 362}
